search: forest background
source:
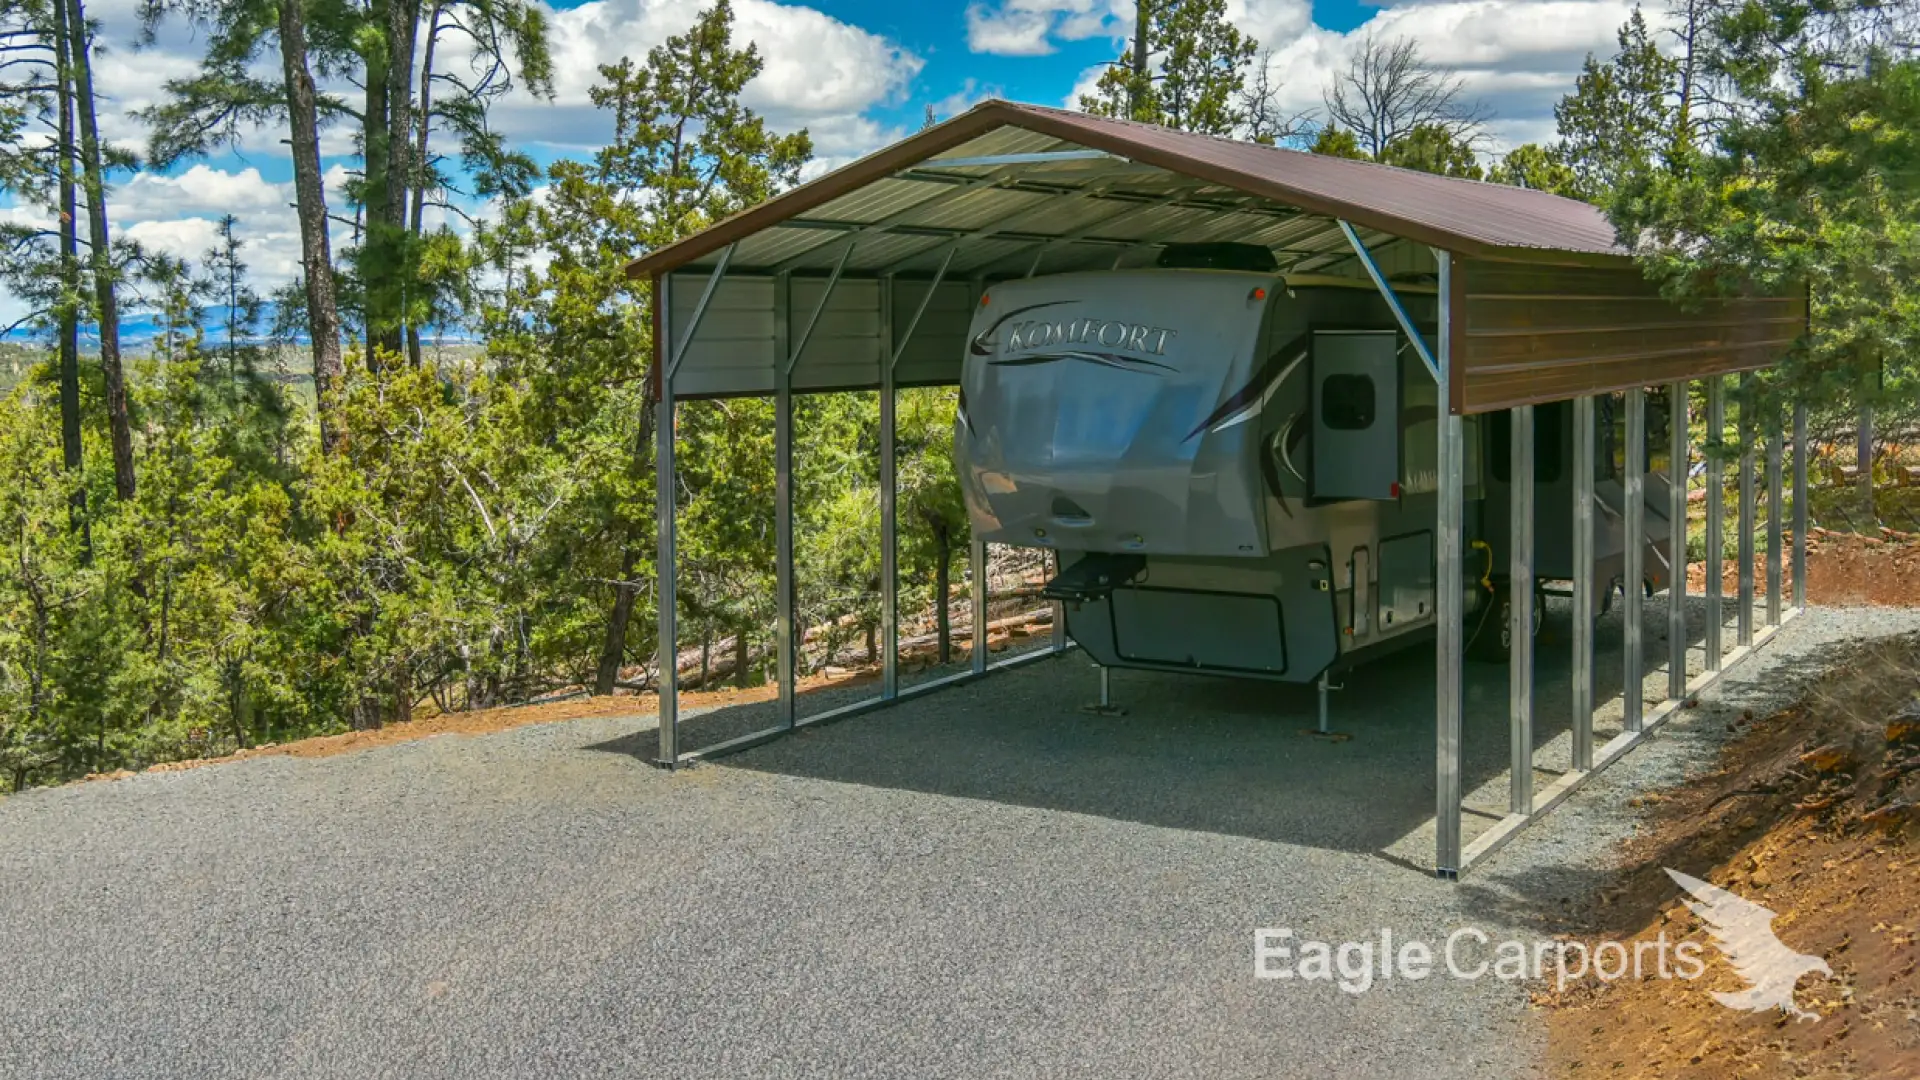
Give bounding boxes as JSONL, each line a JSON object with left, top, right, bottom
{"left": 0, "top": 0, "right": 1910, "bottom": 787}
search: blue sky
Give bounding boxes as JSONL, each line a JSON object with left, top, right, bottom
{"left": 3, "top": 0, "right": 1647, "bottom": 329}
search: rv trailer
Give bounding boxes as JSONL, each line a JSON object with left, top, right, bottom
{"left": 956, "top": 245, "right": 1675, "bottom": 686}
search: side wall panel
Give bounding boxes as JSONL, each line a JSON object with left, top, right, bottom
{"left": 668, "top": 271, "right": 973, "bottom": 397}
{"left": 1455, "top": 259, "right": 1804, "bottom": 415}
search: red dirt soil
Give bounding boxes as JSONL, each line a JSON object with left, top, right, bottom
{"left": 1687, "top": 530, "right": 1920, "bottom": 608}
{"left": 1540, "top": 635, "right": 1920, "bottom": 1079}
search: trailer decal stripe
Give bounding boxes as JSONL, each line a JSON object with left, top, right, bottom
{"left": 1184, "top": 338, "right": 1310, "bottom": 442}
{"left": 987, "top": 351, "right": 1173, "bottom": 372}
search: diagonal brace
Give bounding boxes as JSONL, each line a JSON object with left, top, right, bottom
{"left": 1339, "top": 220, "right": 1439, "bottom": 383}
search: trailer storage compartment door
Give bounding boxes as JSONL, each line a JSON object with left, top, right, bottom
{"left": 1312, "top": 331, "right": 1400, "bottom": 501}
{"left": 1111, "top": 588, "right": 1287, "bottom": 674}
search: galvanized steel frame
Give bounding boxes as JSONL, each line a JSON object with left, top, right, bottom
{"left": 1571, "top": 395, "right": 1596, "bottom": 773}
{"left": 1624, "top": 387, "right": 1646, "bottom": 733}
{"left": 1432, "top": 250, "right": 1465, "bottom": 877}
{"left": 1455, "top": 375, "right": 1807, "bottom": 875}
{"left": 650, "top": 244, "right": 1068, "bottom": 770}
{"left": 642, "top": 154, "right": 1808, "bottom": 882}
{"left": 1668, "top": 382, "right": 1689, "bottom": 701}
{"left": 1509, "top": 404, "right": 1535, "bottom": 817}
{"left": 1706, "top": 378, "right": 1726, "bottom": 669}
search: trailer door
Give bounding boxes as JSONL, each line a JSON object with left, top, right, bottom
{"left": 1311, "top": 331, "right": 1400, "bottom": 501}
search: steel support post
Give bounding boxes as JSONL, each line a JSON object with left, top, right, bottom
{"left": 656, "top": 287, "right": 679, "bottom": 764}
{"left": 970, "top": 537, "right": 988, "bottom": 675}
{"left": 1509, "top": 405, "right": 1534, "bottom": 815}
{"left": 774, "top": 275, "right": 796, "bottom": 728}
{"left": 1050, "top": 551, "right": 1067, "bottom": 652}
{"left": 1705, "top": 378, "right": 1725, "bottom": 668}
{"left": 652, "top": 247, "right": 735, "bottom": 765}
{"left": 1767, "top": 404, "right": 1784, "bottom": 626}
{"left": 1624, "top": 388, "right": 1646, "bottom": 732}
{"left": 1571, "top": 395, "right": 1596, "bottom": 772}
{"left": 1738, "top": 379, "right": 1756, "bottom": 647}
{"left": 1668, "top": 382, "right": 1689, "bottom": 701}
{"left": 882, "top": 251, "right": 956, "bottom": 696}
{"left": 777, "top": 244, "right": 854, "bottom": 727}
{"left": 879, "top": 276, "right": 898, "bottom": 699}
{"left": 1434, "top": 250, "right": 1464, "bottom": 877}
{"left": 1793, "top": 403, "right": 1809, "bottom": 609}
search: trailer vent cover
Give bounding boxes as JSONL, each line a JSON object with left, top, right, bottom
{"left": 1155, "top": 243, "right": 1278, "bottom": 272}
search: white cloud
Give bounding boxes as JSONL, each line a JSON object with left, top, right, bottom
{"left": 83, "top": 0, "right": 916, "bottom": 166}
{"left": 927, "top": 79, "right": 1002, "bottom": 122}
{"left": 4, "top": 0, "right": 923, "bottom": 325}
{"left": 113, "top": 165, "right": 288, "bottom": 221}
{"left": 471, "top": 0, "right": 921, "bottom": 162}
{"left": 1232, "top": 0, "right": 1638, "bottom": 150}
{"left": 967, "top": 0, "right": 1124, "bottom": 57}
{"left": 1065, "top": 63, "right": 1108, "bottom": 111}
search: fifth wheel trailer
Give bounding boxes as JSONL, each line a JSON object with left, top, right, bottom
{"left": 956, "top": 246, "right": 1675, "bottom": 685}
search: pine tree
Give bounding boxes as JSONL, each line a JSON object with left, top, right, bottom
{"left": 1610, "top": 0, "right": 1917, "bottom": 528}
{"left": 1080, "top": 0, "right": 1257, "bottom": 135}
{"left": 62, "top": 0, "right": 133, "bottom": 501}
{"left": 1489, "top": 143, "right": 1579, "bottom": 196}
{"left": 1553, "top": 8, "right": 1680, "bottom": 202}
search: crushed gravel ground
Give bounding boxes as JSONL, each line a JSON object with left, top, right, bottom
{"left": 3, "top": 604, "right": 1916, "bottom": 1080}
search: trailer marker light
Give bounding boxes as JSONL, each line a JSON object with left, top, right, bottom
{"left": 1251, "top": 287, "right": 1267, "bottom": 301}
{"left": 980, "top": 293, "right": 990, "bottom": 306}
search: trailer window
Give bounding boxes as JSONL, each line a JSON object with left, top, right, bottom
{"left": 1320, "top": 374, "right": 1376, "bottom": 430}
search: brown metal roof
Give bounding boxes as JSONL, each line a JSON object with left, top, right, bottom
{"left": 627, "top": 99, "right": 1626, "bottom": 280}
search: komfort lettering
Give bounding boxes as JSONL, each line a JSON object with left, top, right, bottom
{"left": 1004, "top": 318, "right": 1176, "bottom": 356}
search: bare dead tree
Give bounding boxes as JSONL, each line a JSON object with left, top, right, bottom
{"left": 1323, "top": 34, "right": 1491, "bottom": 158}
{"left": 1238, "top": 50, "right": 1315, "bottom": 146}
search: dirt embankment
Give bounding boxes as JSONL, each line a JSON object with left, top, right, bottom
{"left": 1688, "top": 530, "right": 1920, "bottom": 609}
{"left": 1540, "top": 636, "right": 1920, "bottom": 1079}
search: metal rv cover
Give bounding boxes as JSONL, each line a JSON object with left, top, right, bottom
{"left": 631, "top": 99, "right": 1804, "bottom": 414}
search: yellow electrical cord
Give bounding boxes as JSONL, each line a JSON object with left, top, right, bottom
{"left": 1470, "top": 539, "right": 1494, "bottom": 592}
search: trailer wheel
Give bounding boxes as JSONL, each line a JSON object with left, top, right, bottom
{"left": 1468, "top": 580, "right": 1543, "bottom": 663}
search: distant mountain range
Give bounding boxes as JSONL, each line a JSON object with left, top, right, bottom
{"left": 1, "top": 303, "right": 479, "bottom": 350}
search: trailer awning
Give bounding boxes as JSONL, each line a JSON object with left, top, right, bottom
{"left": 632, "top": 99, "right": 1803, "bottom": 412}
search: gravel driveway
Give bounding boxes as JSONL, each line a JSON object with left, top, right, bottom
{"left": 3, "top": 605, "right": 1913, "bottom": 1080}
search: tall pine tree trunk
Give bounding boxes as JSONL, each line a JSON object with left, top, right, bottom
{"left": 596, "top": 546, "right": 640, "bottom": 694}
{"left": 405, "top": 1, "right": 442, "bottom": 370}
{"left": 278, "top": 0, "right": 345, "bottom": 454}
{"left": 594, "top": 400, "right": 658, "bottom": 695}
{"left": 1858, "top": 397, "right": 1875, "bottom": 531}
{"left": 386, "top": 0, "right": 418, "bottom": 363}
{"left": 358, "top": 0, "right": 417, "bottom": 364}
{"left": 64, "top": 0, "right": 132, "bottom": 502}
{"left": 1129, "top": 0, "right": 1150, "bottom": 118}
{"left": 54, "top": 0, "right": 86, "bottom": 546}
{"left": 361, "top": 2, "right": 392, "bottom": 366}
